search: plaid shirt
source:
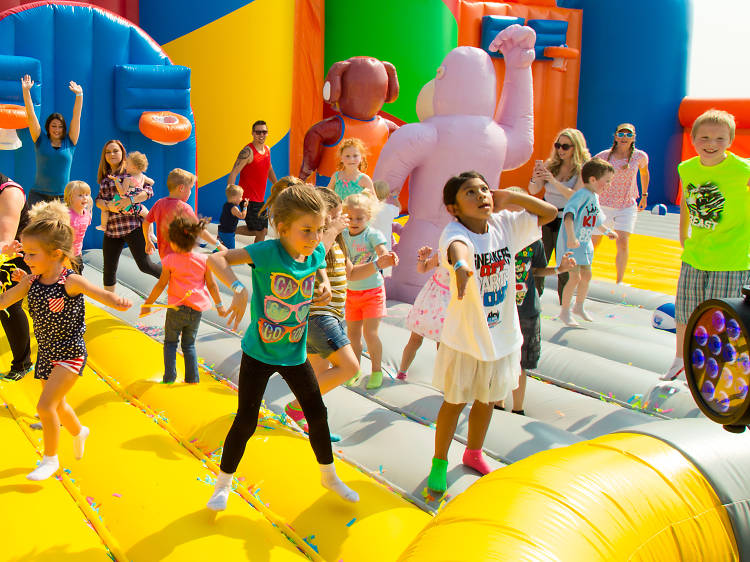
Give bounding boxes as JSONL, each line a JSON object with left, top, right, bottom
{"left": 95, "top": 174, "right": 154, "bottom": 238}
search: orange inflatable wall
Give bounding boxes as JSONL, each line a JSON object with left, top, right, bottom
{"left": 676, "top": 98, "right": 750, "bottom": 204}
{"left": 457, "top": 1, "right": 582, "bottom": 192}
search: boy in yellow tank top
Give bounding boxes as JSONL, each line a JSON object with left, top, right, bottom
{"left": 662, "top": 109, "right": 750, "bottom": 381}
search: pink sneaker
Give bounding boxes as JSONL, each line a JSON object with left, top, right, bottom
{"left": 396, "top": 371, "right": 407, "bottom": 381}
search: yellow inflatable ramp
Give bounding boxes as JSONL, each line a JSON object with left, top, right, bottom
{"left": 399, "top": 432, "right": 738, "bottom": 561}
{"left": 0, "top": 399, "right": 113, "bottom": 562}
{"left": 593, "top": 233, "right": 682, "bottom": 295}
{"left": 83, "top": 305, "right": 430, "bottom": 562}
{"left": 0, "top": 345, "right": 311, "bottom": 561}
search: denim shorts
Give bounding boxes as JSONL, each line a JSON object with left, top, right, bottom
{"left": 306, "top": 314, "right": 350, "bottom": 358}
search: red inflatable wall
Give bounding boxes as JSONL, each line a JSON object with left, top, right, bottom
{"left": 0, "top": 0, "right": 138, "bottom": 23}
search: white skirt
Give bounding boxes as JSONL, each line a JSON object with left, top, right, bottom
{"left": 432, "top": 344, "right": 521, "bottom": 405}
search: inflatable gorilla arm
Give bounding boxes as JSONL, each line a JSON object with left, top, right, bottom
{"left": 299, "top": 57, "right": 399, "bottom": 181}
{"left": 490, "top": 25, "right": 536, "bottom": 170}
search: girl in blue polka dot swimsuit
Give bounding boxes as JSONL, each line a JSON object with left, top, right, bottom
{"left": 0, "top": 201, "right": 132, "bottom": 481}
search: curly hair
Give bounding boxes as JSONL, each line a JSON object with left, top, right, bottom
{"left": 336, "top": 137, "right": 369, "bottom": 172}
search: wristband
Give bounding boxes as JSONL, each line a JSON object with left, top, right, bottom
{"left": 554, "top": 267, "right": 559, "bottom": 274}
{"left": 230, "top": 280, "right": 245, "bottom": 294}
{"left": 453, "top": 259, "right": 468, "bottom": 271}
{"left": 212, "top": 243, "right": 222, "bottom": 253}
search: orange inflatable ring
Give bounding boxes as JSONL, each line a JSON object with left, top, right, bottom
{"left": 0, "top": 104, "right": 28, "bottom": 129}
{"left": 138, "top": 111, "right": 192, "bottom": 145}
{"left": 543, "top": 46, "right": 580, "bottom": 73}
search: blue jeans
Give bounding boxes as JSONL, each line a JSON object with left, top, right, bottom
{"left": 163, "top": 305, "right": 202, "bottom": 383}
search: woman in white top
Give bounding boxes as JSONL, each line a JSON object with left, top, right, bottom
{"left": 528, "top": 128, "right": 589, "bottom": 302}
{"left": 593, "top": 123, "right": 650, "bottom": 284}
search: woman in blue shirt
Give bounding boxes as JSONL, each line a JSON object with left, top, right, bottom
{"left": 21, "top": 74, "right": 83, "bottom": 206}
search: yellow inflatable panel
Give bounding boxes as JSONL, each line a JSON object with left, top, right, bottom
{"left": 592, "top": 233, "right": 681, "bottom": 295}
{"left": 399, "top": 432, "right": 738, "bottom": 561}
{"left": 83, "top": 305, "right": 430, "bottom": 562}
{"left": 163, "top": 0, "right": 295, "bottom": 186}
{"left": 0, "top": 396, "right": 112, "bottom": 561}
{"left": 0, "top": 343, "right": 311, "bottom": 561}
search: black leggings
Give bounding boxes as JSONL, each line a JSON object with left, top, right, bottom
{"left": 102, "top": 229, "right": 161, "bottom": 287}
{"left": 220, "top": 353, "right": 333, "bottom": 473}
{"left": 1, "top": 260, "right": 31, "bottom": 371}
{"left": 537, "top": 216, "right": 570, "bottom": 303}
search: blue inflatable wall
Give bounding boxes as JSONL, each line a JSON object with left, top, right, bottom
{"left": 0, "top": 2, "right": 196, "bottom": 249}
{"left": 572, "top": 0, "right": 692, "bottom": 204}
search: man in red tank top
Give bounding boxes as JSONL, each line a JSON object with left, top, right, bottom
{"left": 227, "top": 120, "right": 277, "bottom": 242}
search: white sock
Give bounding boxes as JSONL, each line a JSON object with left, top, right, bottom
{"left": 320, "top": 463, "right": 359, "bottom": 503}
{"left": 206, "top": 471, "right": 233, "bottom": 511}
{"left": 559, "top": 307, "right": 579, "bottom": 327}
{"left": 27, "top": 455, "right": 59, "bottom": 481}
{"left": 74, "top": 426, "right": 89, "bottom": 460}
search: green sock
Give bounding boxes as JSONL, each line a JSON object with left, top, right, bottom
{"left": 428, "top": 457, "right": 449, "bottom": 493}
{"left": 345, "top": 371, "right": 361, "bottom": 387}
{"left": 366, "top": 370, "right": 383, "bottom": 390}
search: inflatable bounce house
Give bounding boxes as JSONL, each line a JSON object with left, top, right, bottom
{"left": 3, "top": 1, "right": 750, "bottom": 561}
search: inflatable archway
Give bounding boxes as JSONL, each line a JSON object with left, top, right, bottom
{"left": 0, "top": 1, "right": 196, "bottom": 250}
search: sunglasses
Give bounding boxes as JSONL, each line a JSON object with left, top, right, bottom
{"left": 616, "top": 131, "right": 634, "bottom": 138}
{"left": 258, "top": 318, "right": 306, "bottom": 344}
{"left": 554, "top": 142, "right": 572, "bottom": 150}
{"left": 253, "top": 130, "right": 269, "bottom": 135}
{"left": 264, "top": 295, "right": 310, "bottom": 324}
{"left": 270, "top": 272, "right": 315, "bottom": 300}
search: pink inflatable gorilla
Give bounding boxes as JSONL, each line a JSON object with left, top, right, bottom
{"left": 373, "top": 25, "right": 536, "bottom": 303}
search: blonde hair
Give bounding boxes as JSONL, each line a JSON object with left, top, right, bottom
{"left": 225, "top": 184, "right": 243, "bottom": 199}
{"left": 317, "top": 187, "right": 348, "bottom": 267}
{"left": 271, "top": 183, "right": 326, "bottom": 231}
{"left": 127, "top": 151, "right": 148, "bottom": 172}
{"left": 605, "top": 123, "right": 636, "bottom": 164}
{"left": 63, "top": 180, "right": 91, "bottom": 208}
{"left": 545, "top": 128, "right": 590, "bottom": 179}
{"left": 692, "top": 109, "right": 736, "bottom": 142}
{"left": 260, "top": 176, "right": 303, "bottom": 216}
{"left": 336, "top": 137, "right": 368, "bottom": 172}
{"left": 168, "top": 215, "right": 209, "bottom": 253}
{"left": 372, "top": 180, "right": 390, "bottom": 202}
{"left": 22, "top": 200, "right": 79, "bottom": 271}
{"left": 343, "top": 191, "right": 379, "bottom": 220}
{"left": 167, "top": 168, "right": 196, "bottom": 193}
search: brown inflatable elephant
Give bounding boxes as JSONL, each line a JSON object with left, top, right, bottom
{"left": 299, "top": 56, "right": 399, "bottom": 182}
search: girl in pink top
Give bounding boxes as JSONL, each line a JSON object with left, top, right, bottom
{"left": 593, "top": 123, "right": 650, "bottom": 284}
{"left": 64, "top": 181, "right": 92, "bottom": 270}
{"left": 140, "top": 216, "right": 226, "bottom": 383}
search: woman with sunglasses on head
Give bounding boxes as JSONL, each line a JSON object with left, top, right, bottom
{"left": 528, "top": 128, "right": 590, "bottom": 302}
{"left": 593, "top": 124, "right": 650, "bottom": 285}
{"left": 205, "top": 183, "right": 359, "bottom": 512}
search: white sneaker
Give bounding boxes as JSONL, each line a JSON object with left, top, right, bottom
{"left": 27, "top": 455, "right": 59, "bottom": 481}
{"left": 660, "top": 359, "right": 685, "bottom": 381}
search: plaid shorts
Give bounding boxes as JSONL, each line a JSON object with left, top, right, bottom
{"left": 519, "top": 314, "right": 541, "bottom": 370}
{"left": 676, "top": 262, "right": 750, "bottom": 324}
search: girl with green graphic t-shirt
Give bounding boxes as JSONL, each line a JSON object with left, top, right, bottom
{"left": 204, "top": 183, "right": 359, "bottom": 511}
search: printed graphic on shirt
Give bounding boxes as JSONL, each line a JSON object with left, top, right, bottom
{"left": 349, "top": 241, "right": 374, "bottom": 264}
{"left": 685, "top": 181, "right": 725, "bottom": 230}
{"left": 515, "top": 245, "right": 534, "bottom": 305}
{"left": 258, "top": 272, "right": 313, "bottom": 344}
{"left": 578, "top": 202, "right": 601, "bottom": 243}
{"left": 475, "top": 246, "right": 511, "bottom": 327}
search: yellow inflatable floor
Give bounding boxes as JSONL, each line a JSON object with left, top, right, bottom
{"left": 1, "top": 306, "right": 429, "bottom": 562}
{"left": 591, "top": 233, "right": 682, "bottom": 295}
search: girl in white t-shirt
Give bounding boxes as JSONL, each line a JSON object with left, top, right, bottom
{"left": 428, "top": 172, "right": 556, "bottom": 494}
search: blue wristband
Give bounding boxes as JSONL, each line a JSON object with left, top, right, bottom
{"left": 230, "top": 280, "right": 245, "bottom": 294}
{"left": 453, "top": 259, "right": 468, "bottom": 271}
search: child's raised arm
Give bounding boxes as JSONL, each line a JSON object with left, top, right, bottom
{"left": 207, "top": 249, "right": 253, "bottom": 330}
{"left": 447, "top": 240, "right": 473, "bottom": 300}
{"left": 0, "top": 273, "right": 32, "bottom": 310}
{"left": 230, "top": 201, "right": 247, "bottom": 219}
{"left": 532, "top": 251, "right": 576, "bottom": 277}
{"left": 492, "top": 189, "right": 557, "bottom": 226}
{"left": 65, "top": 274, "right": 132, "bottom": 311}
{"left": 416, "top": 246, "right": 438, "bottom": 274}
{"left": 139, "top": 267, "right": 171, "bottom": 316}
